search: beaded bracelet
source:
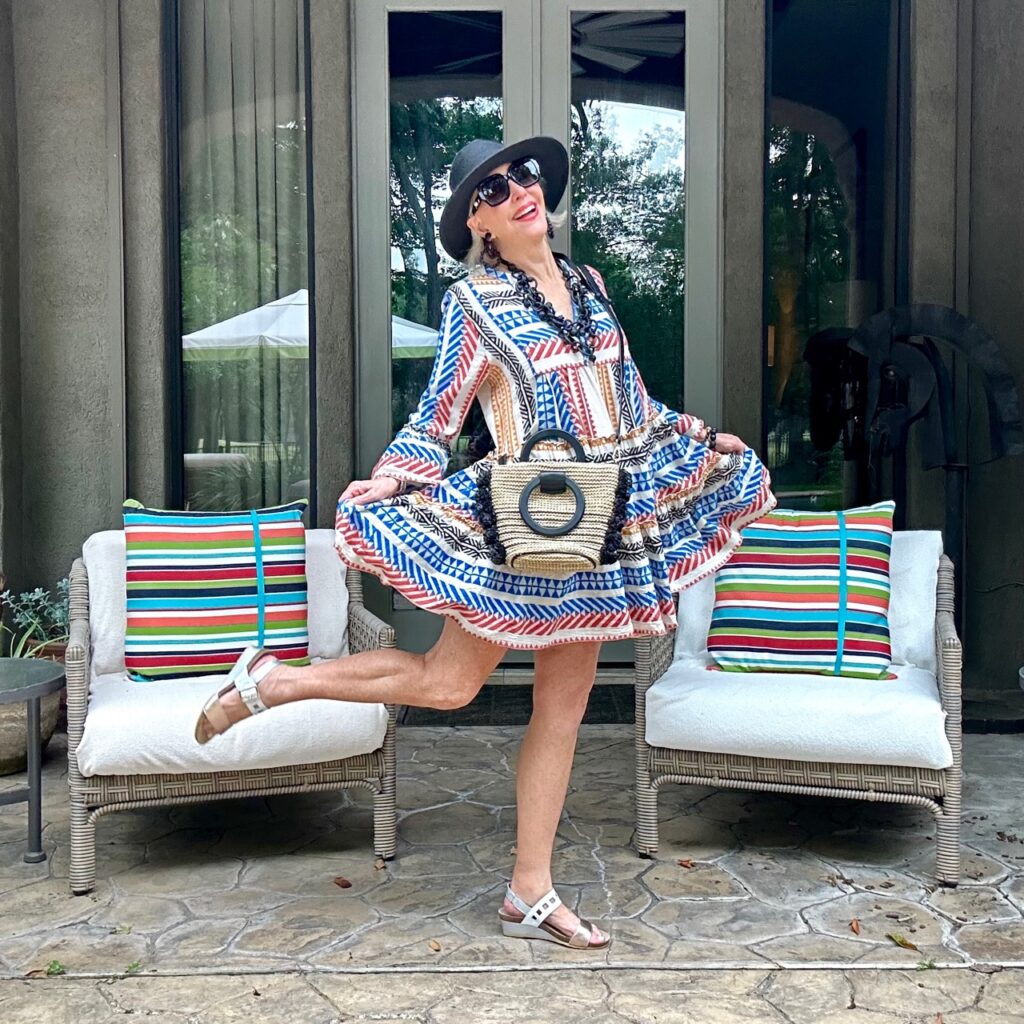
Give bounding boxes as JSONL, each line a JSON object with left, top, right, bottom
{"left": 704, "top": 426, "right": 718, "bottom": 451}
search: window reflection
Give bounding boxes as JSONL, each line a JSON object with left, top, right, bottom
{"left": 766, "top": 0, "right": 897, "bottom": 509}
{"left": 388, "top": 11, "right": 503, "bottom": 467}
{"left": 569, "top": 10, "right": 686, "bottom": 412}
{"left": 177, "top": 0, "right": 310, "bottom": 511}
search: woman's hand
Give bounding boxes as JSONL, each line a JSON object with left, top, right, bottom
{"left": 712, "top": 432, "right": 748, "bottom": 454}
{"left": 340, "top": 476, "right": 403, "bottom": 505}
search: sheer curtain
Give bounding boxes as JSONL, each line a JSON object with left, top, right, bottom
{"left": 177, "top": 0, "right": 310, "bottom": 510}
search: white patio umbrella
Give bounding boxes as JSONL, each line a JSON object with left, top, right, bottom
{"left": 183, "top": 289, "right": 310, "bottom": 359}
{"left": 183, "top": 289, "right": 439, "bottom": 360}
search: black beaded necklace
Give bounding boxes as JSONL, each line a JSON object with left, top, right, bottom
{"left": 498, "top": 256, "right": 603, "bottom": 362}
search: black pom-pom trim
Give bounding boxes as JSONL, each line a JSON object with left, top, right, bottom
{"left": 600, "top": 467, "right": 631, "bottom": 564}
{"left": 473, "top": 465, "right": 507, "bottom": 565}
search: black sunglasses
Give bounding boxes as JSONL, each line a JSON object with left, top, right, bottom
{"left": 470, "top": 157, "right": 542, "bottom": 213}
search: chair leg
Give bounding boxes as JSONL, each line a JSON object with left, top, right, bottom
{"left": 373, "top": 709, "right": 398, "bottom": 860}
{"left": 634, "top": 775, "right": 659, "bottom": 858}
{"left": 69, "top": 798, "right": 96, "bottom": 895}
{"left": 934, "top": 811, "right": 961, "bottom": 887}
{"left": 373, "top": 783, "right": 397, "bottom": 860}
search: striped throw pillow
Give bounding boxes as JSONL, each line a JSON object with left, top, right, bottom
{"left": 707, "top": 501, "right": 896, "bottom": 679}
{"left": 122, "top": 499, "right": 312, "bottom": 681}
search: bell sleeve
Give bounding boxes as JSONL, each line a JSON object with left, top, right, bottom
{"left": 584, "top": 264, "right": 708, "bottom": 443}
{"left": 371, "top": 285, "right": 490, "bottom": 490}
{"left": 643, "top": 392, "right": 708, "bottom": 442}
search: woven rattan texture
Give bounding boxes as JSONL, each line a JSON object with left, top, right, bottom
{"left": 66, "top": 553, "right": 398, "bottom": 894}
{"left": 633, "top": 552, "right": 963, "bottom": 885}
{"left": 647, "top": 748, "right": 945, "bottom": 797}
{"left": 490, "top": 460, "right": 620, "bottom": 576}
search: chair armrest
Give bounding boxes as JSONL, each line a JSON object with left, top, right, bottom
{"left": 66, "top": 557, "right": 91, "bottom": 754}
{"left": 635, "top": 633, "right": 676, "bottom": 694}
{"left": 935, "top": 608, "right": 963, "bottom": 721}
{"left": 934, "top": 554, "right": 962, "bottom": 717}
{"left": 345, "top": 569, "right": 396, "bottom": 655}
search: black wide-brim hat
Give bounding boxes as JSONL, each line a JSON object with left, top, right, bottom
{"left": 439, "top": 136, "right": 569, "bottom": 261}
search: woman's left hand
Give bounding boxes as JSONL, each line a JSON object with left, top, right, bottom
{"left": 713, "top": 432, "right": 748, "bottom": 453}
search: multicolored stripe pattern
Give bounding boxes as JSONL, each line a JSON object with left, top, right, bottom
{"left": 334, "top": 267, "right": 778, "bottom": 650}
{"left": 707, "top": 501, "right": 896, "bottom": 678}
{"left": 123, "top": 499, "right": 311, "bottom": 680}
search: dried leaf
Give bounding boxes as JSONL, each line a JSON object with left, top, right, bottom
{"left": 849, "top": 918, "right": 861, "bottom": 935}
{"left": 677, "top": 859, "right": 696, "bottom": 869}
{"left": 374, "top": 858, "right": 387, "bottom": 871}
{"left": 333, "top": 876, "right": 352, "bottom": 889}
{"left": 886, "top": 932, "right": 919, "bottom": 951}
{"left": 879, "top": 880, "right": 895, "bottom": 889}
{"left": 428, "top": 939, "right": 442, "bottom": 952}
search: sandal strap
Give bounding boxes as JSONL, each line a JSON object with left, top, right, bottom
{"left": 203, "top": 696, "right": 232, "bottom": 736}
{"left": 507, "top": 885, "right": 561, "bottom": 928}
{"left": 228, "top": 645, "right": 278, "bottom": 717}
{"left": 567, "top": 917, "right": 597, "bottom": 948}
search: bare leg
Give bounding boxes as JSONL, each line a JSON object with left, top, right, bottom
{"left": 196, "top": 618, "right": 506, "bottom": 740}
{"left": 503, "top": 640, "right": 608, "bottom": 946}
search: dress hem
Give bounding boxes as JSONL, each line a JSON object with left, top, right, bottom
{"left": 333, "top": 480, "right": 778, "bottom": 651}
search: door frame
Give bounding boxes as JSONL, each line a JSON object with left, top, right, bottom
{"left": 540, "top": 0, "right": 724, "bottom": 424}
{"left": 350, "top": 0, "right": 725, "bottom": 650}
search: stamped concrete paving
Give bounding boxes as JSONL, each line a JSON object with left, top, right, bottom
{"left": 2, "top": 967, "right": 1024, "bottom": 1023}
{"left": 0, "top": 727, "right": 1022, "bottom": 981}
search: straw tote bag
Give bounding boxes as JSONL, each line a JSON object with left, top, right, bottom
{"left": 476, "top": 262, "right": 629, "bottom": 578}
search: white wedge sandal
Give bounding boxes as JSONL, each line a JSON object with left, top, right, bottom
{"left": 498, "top": 884, "right": 611, "bottom": 949}
{"left": 194, "top": 644, "right": 281, "bottom": 744}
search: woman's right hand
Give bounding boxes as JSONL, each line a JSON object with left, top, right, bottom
{"left": 339, "top": 476, "right": 403, "bottom": 505}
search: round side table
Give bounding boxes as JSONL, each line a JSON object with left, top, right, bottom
{"left": 0, "top": 658, "right": 66, "bottom": 863}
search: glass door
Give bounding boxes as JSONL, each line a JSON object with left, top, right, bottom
{"left": 353, "top": 1, "right": 722, "bottom": 654}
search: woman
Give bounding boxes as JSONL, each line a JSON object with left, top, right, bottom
{"left": 194, "top": 136, "right": 776, "bottom": 951}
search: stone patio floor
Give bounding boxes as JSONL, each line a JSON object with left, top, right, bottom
{"left": 1, "top": 726, "right": 1022, "bottom": 1021}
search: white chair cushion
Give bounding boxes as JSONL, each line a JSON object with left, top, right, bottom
{"left": 82, "top": 528, "right": 349, "bottom": 677}
{"left": 645, "top": 655, "right": 953, "bottom": 770}
{"left": 75, "top": 664, "right": 388, "bottom": 777}
{"left": 673, "top": 530, "right": 943, "bottom": 673}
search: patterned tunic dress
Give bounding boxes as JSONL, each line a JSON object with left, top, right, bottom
{"left": 334, "top": 264, "right": 777, "bottom": 649}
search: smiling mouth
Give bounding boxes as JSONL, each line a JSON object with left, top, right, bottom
{"left": 513, "top": 204, "right": 538, "bottom": 221}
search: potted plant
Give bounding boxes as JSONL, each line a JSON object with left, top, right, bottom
{"left": 0, "top": 578, "right": 69, "bottom": 775}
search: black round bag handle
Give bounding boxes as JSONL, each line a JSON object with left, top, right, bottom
{"left": 518, "top": 474, "right": 586, "bottom": 537}
{"left": 519, "top": 429, "right": 587, "bottom": 463}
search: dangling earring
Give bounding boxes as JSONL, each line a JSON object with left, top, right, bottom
{"left": 546, "top": 215, "right": 555, "bottom": 239}
{"left": 483, "top": 231, "right": 501, "bottom": 264}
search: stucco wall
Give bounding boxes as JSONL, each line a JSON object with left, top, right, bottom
{"left": 721, "top": 0, "right": 766, "bottom": 447}
{"left": 0, "top": 0, "right": 22, "bottom": 588}
{"left": 122, "top": 0, "right": 171, "bottom": 507}
{"left": 309, "top": 0, "right": 356, "bottom": 530}
{"left": 11, "top": 0, "right": 124, "bottom": 589}
{"left": 959, "top": 0, "right": 1024, "bottom": 717}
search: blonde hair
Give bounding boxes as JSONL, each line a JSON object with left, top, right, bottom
{"left": 462, "top": 209, "right": 569, "bottom": 269}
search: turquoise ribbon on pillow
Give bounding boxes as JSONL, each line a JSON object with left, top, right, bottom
{"left": 833, "top": 509, "right": 847, "bottom": 674}
{"left": 250, "top": 510, "right": 266, "bottom": 647}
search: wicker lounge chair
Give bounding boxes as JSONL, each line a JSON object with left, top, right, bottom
{"left": 65, "top": 529, "right": 396, "bottom": 895}
{"left": 633, "top": 531, "right": 963, "bottom": 886}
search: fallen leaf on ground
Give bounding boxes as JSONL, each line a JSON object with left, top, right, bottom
{"left": 374, "top": 858, "right": 387, "bottom": 870}
{"left": 886, "top": 932, "right": 919, "bottom": 951}
{"left": 428, "top": 939, "right": 442, "bottom": 952}
{"left": 849, "top": 918, "right": 861, "bottom": 935}
{"left": 333, "top": 877, "right": 352, "bottom": 889}
{"left": 677, "top": 859, "right": 696, "bottom": 869}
